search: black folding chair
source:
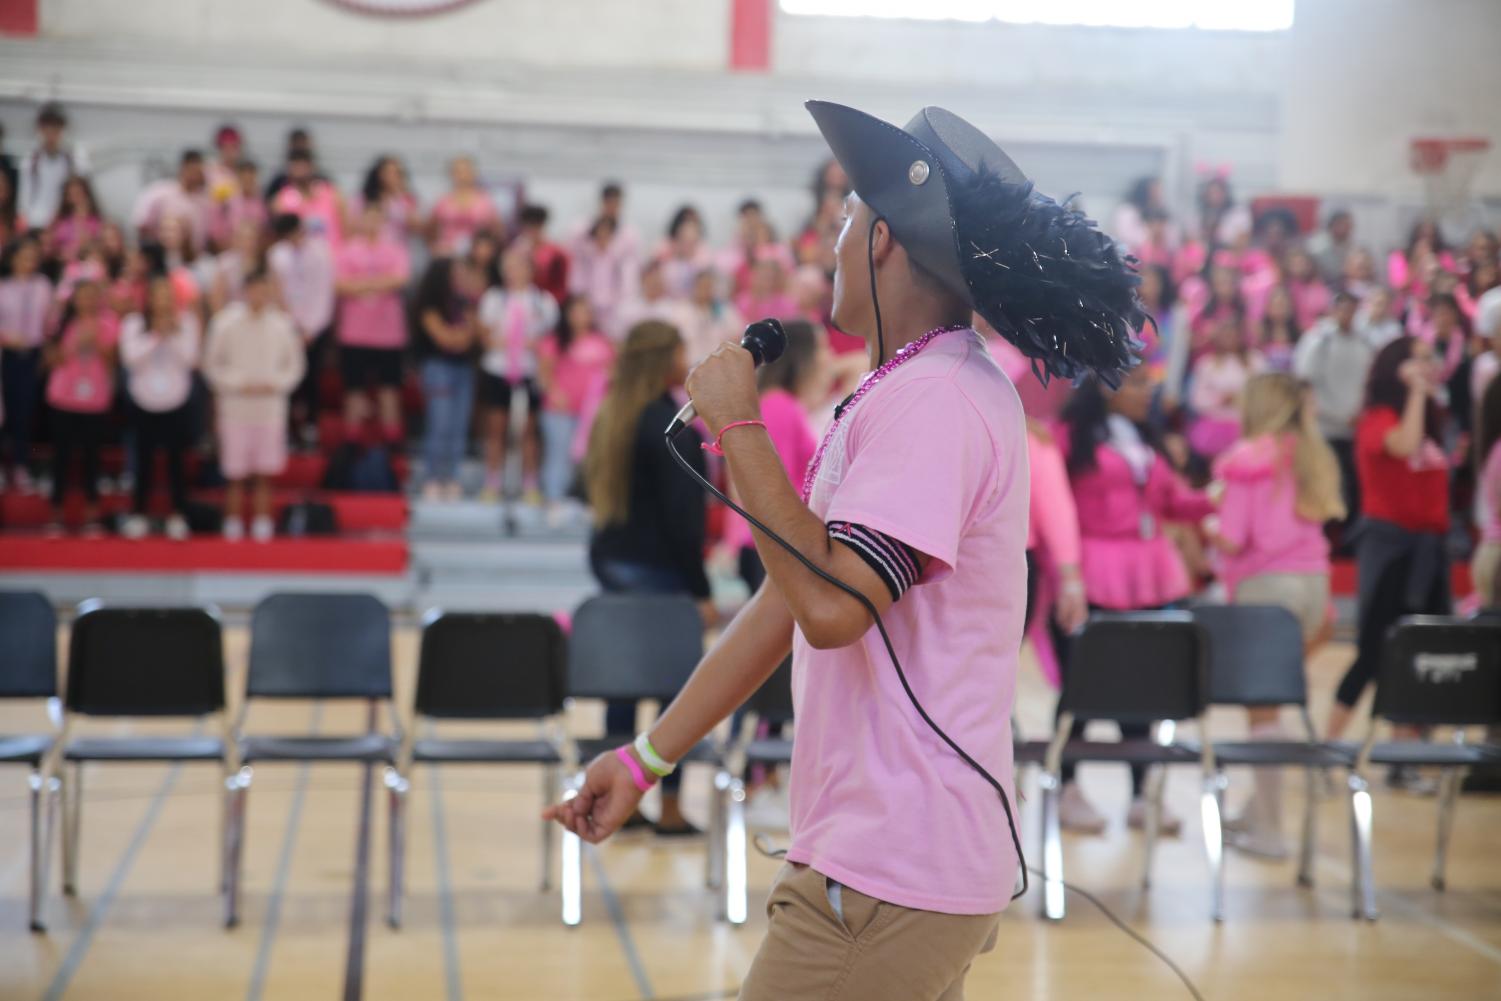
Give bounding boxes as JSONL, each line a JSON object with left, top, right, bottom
{"left": 720, "top": 656, "right": 794, "bottom": 926}
{"left": 1329, "top": 615, "right": 1501, "bottom": 921}
{"left": 1038, "top": 611, "right": 1215, "bottom": 920}
{"left": 390, "top": 610, "right": 569, "bottom": 928}
{"left": 225, "top": 593, "right": 400, "bottom": 927}
{"left": 1184, "top": 604, "right": 1345, "bottom": 920}
{"left": 0, "top": 592, "right": 61, "bottom": 931}
{"left": 561, "top": 593, "right": 721, "bottom": 926}
{"left": 60, "top": 603, "right": 230, "bottom": 913}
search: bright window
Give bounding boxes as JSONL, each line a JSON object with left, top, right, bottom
{"left": 779, "top": 0, "right": 1295, "bottom": 32}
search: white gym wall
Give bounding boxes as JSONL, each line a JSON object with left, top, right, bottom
{"left": 1, "top": 0, "right": 1497, "bottom": 246}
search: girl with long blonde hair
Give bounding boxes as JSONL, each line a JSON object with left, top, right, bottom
{"left": 1210, "top": 371, "right": 1343, "bottom": 858}
{"left": 583, "top": 320, "right": 708, "bottom": 836}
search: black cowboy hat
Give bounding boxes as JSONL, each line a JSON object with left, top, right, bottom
{"left": 807, "top": 100, "right": 1143, "bottom": 386}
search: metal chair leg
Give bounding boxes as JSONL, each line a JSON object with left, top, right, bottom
{"left": 1039, "top": 772, "right": 1066, "bottom": 921}
{"left": 706, "top": 770, "right": 728, "bottom": 892}
{"left": 1139, "top": 765, "right": 1165, "bottom": 890}
{"left": 386, "top": 768, "right": 409, "bottom": 929}
{"left": 1203, "top": 771, "right": 1227, "bottom": 923}
{"left": 1297, "top": 767, "right": 1317, "bottom": 888}
{"left": 561, "top": 771, "right": 583, "bottom": 927}
{"left": 1431, "top": 768, "right": 1462, "bottom": 892}
{"left": 224, "top": 767, "right": 251, "bottom": 928}
{"left": 723, "top": 776, "right": 747, "bottom": 926}
{"left": 62, "top": 762, "right": 82, "bottom": 896}
{"left": 541, "top": 765, "right": 558, "bottom": 893}
{"left": 1348, "top": 772, "right": 1378, "bottom": 921}
{"left": 28, "top": 770, "right": 56, "bottom": 932}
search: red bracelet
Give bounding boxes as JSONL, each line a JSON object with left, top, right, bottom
{"left": 615, "top": 745, "right": 656, "bottom": 793}
{"left": 702, "top": 419, "right": 767, "bottom": 457}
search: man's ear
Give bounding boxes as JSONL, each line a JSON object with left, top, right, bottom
{"left": 870, "top": 216, "right": 897, "bottom": 265}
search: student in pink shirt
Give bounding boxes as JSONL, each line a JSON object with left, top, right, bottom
{"left": 657, "top": 205, "right": 714, "bottom": 299}
{"left": 44, "top": 280, "right": 119, "bottom": 535}
{"left": 210, "top": 159, "right": 267, "bottom": 253}
{"left": 536, "top": 295, "right": 615, "bottom": 517}
{"left": 0, "top": 237, "right": 53, "bottom": 492}
{"left": 478, "top": 248, "right": 558, "bottom": 502}
{"left": 427, "top": 156, "right": 498, "bottom": 256}
{"left": 1057, "top": 367, "right": 1214, "bottom": 833}
{"left": 548, "top": 101, "right": 1146, "bottom": 997}
{"left": 1257, "top": 284, "right": 1300, "bottom": 373}
{"left": 132, "top": 149, "right": 213, "bottom": 255}
{"left": 1284, "top": 247, "right": 1332, "bottom": 332}
{"left": 44, "top": 175, "right": 103, "bottom": 264}
{"left": 335, "top": 203, "right": 411, "bottom": 446}
{"left": 723, "top": 320, "right": 823, "bottom": 593}
{"left": 119, "top": 277, "right": 202, "bottom": 541}
{"left": 271, "top": 150, "right": 344, "bottom": 246}
{"left": 1209, "top": 373, "right": 1343, "bottom": 857}
{"left": 1189, "top": 312, "right": 1265, "bottom": 459}
{"left": 1474, "top": 378, "right": 1501, "bottom": 609}
{"left": 357, "top": 155, "right": 420, "bottom": 247}
{"left": 568, "top": 215, "right": 637, "bottom": 340}
{"left": 1188, "top": 257, "right": 1247, "bottom": 363}
{"left": 268, "top": 213, "right": 336, "bottom": 439}
{"left": 210, "top": 218, "right": 264, "bottom": 315}
{"left": 734, "top": 253, "right": 798, "bottom": 323}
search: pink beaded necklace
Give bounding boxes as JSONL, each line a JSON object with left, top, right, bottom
{"left": 801, "top": 323, "right": 972, "bottom": 500}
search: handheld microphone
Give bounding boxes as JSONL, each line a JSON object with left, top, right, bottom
{"left": 665, "top": 318, "right": 787, "bottom": 436}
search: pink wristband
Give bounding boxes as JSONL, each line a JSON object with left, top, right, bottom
{"left": 702, "top": 419, "right": 766, "bottom": 457}
{"left": 615, "top": 745, "right": 656, "bottom": 793}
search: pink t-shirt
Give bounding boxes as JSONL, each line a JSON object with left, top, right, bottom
{"left": 789, "top": 327, "right": 1024, "bottom": 915}
{"left": 1213, "top": 434, "right": 1331, "bottom": 595}
{"left": 430, "top": 191, "right": 498, "bottom": 255}
{"left": 0, "top": 274, "right": 54, "bottom": 349}
{"left": 47, "top": 313, "right": 121, "bottom": 414}
{"left": 335, "top": 237, "right": 410, "bottom": 350}
{"left": 724, "top": 388, "right": 818, "bottom": 552}
{"left": 536, "top": 330, "right": 615, "bottom": 414}
{"left": 272, "top": 182, "right": 343, "bottom": 245}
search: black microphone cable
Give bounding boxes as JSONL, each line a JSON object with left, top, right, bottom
{"left": 663, "top": 426, "right": 1206, "bottom": 1001}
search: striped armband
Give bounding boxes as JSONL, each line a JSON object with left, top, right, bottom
{"left": 827, "top": 521, "right": 924, "bottom": 602}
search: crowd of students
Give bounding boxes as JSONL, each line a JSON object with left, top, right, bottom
{"left": 2, "top": 103, "right": 1499, "bottom": 845}
{"left": 0, "top": 106, "right": 862, "bottom": 538}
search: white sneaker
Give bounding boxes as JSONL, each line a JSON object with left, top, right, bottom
{"left": 421, "top": 481, "right": 443, "bottom": 502}
{"left": 164, "top": 513, "right": 190, "bottom": 541}
{"left": 251, "top": 515, "right": 275, "bottom": 543}
{"left": 1058, "top": 783, "right": 1108, "bottom": 834}
{"left": 1127, "top": 797, "right": 1182, "bottom": 837}
{"left": 223, "top": 516, "right": 245, "bottom": 542}
{"left": 13, "top": 467, "right": 34, "bottom": 494}
{"left": 120, "top": 514, "right": 151, "bottom": 540}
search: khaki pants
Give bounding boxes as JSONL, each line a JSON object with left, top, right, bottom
{"left": 739, "top": 863, "right": 1001, "bottom": 1001}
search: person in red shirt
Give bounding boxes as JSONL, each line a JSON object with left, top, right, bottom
{"left": 516, "top": 204, "right": 569, "bottom": 305}
{"left": 1328, "top": 336, "right": 1450, "bottom": 771}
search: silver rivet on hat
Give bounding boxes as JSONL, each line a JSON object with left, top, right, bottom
{"left": 908, "top": 160, "right": 930, "bottom": 186}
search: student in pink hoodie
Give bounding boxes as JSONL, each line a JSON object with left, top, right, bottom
{"left": 1474, "top": 377, "right": 1501, "bottom": 609}
{"left": 1209, "top": 373, "right": 1343, "bottom": 858}
{"left": 1056, "top": 366, "right": 1215, "bottom": 833}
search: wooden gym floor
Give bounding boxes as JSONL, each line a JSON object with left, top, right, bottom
{"left": 1, "top": 626, "right": 1499, "bottom": 1001}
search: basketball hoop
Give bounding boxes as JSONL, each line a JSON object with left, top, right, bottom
{"left": 1409, "top": 136, "right": 1491, "bottom": 242}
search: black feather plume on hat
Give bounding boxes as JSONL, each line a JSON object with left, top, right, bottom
{"left": 953, "top": 168, "right": 1145, "bottom": 389}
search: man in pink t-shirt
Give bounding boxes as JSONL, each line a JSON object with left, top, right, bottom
{"left": 546, "top": 101, "right": 1142, "bottom": 1000}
